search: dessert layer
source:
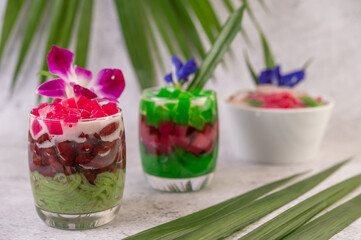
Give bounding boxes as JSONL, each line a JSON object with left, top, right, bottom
{"left": 140, "top": 87, "right": 218, "bottom": 130}
{"left": 140, "top": 143, "right": 218, "bottom": 178}
{"left": 31, "top": 169, "right": 125, "bottom": 214}
{"left": 140, "top": 117, "right": 218, "bottom": 156}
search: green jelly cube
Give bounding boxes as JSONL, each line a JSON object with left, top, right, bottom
{"left": 171, "top": 89, "right": 182, "bottom": 98}
{"left": 142, "top": 100, "right": 158, "bottom": 126}
{"left": 156, "top": 87, "right": 176, "bottom": 98}
{"left": 178, "top": 91, "right": 193, "bottom": 98}
{"left": 189, "top": 106, "right": 205, "bottom": 130}
{"left": 165, "top": 102, "right": 177, "bottom": 111}
{"left": 155, "top": 105, "right": 170, "bottom": 122}
{"left": 176, "top": 97, "right": 190, "bottom": 125}
{"left": 191, "top": 88, "right": 202, "bottom": 96}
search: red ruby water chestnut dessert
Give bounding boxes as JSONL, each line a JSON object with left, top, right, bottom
{"left": 228, "top": 63, "right": 325, "bottom": 108}
{"left": 139, "top": 56, "right": 219, "bottom": 192}
{"left": 28, "top": 46, "right": 126, "bottom": 229}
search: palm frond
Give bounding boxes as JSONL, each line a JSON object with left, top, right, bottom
{"left": 244, "top": 0, "right": 276, "bottom": 69}
{"left": 240, "top": 173, "right": 361, "bottom": 240}
{"left": 2, "top": 0, "right": 237, "bottom": 91}
{"left": 188, "top": 5, "right": 246, "bottom": 90}
{"left": 176, "top": 160, "right": 348, "bottom": 239}
{"left": 0, "top": 0, "right": 25, "bottom": 64}
{"left": 169, "top": 0, "right": 206, "bottom": 59}
{"left": 150, "top": 0, "right": 193, "bottom": 60}
{"left": 113, "top": 0, "right": 156, "bottom": 89}
{"left": 57, "top": 0, "right": 79, "bottom": 48}
{"left": 124, "top": 172, "right": 302, "bottom": 240}
{"left": 244, "top": 51, "right": 259, "bottom": 84}
{"left": 186, "top": 0, "right": 221, "bottom": 44}
{"left": 37, "top": 0, "right": 81, "bottom": 102}
{"left": 38, "top": 0, "right": 66, "bottom": 92}
{"left": 125, "top": 160, "right": 349, "bottom": 240}
{"left": 74, "top": 0, "right": 94, "bottom": 68}
{"left": 284, "top": 192, "right": 361, "bottom": 240}
{"left": 11, "top": 0, "right": 47, "bottom": 91}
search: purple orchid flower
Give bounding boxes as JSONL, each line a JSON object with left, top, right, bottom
{"left": 164, "top": 55, "right": 198, "bottom": 85}
{"left": 36, "top": 45, "right": 125, "bottom": 102}
{"left": 259, "top": 65, "right": 305, "bottom": 87}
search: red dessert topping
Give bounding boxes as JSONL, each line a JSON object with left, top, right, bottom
{"left": 32, "top": 97, "right": 119, "bottom": 122}
{"left": 102, "top": 102, "right": 119, "bottom": 116}
{"left": 83, "top": 100, "right": 101, "bottom": 113}
{"left": 76, "top": 96, "right": 91, "bottom": 109}
{"left": 44, "top": 120, "right": 63, "bottom": 135}
{"left": 31, "top": 119, "right": 43, "bottom": 136}
{"left": 246, "top": 92, "right": 305, "bottom": 109}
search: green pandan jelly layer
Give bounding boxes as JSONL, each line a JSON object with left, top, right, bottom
{"left": 140, "top": 142, "right": 218, "bottom": 179}
{"left": 140, "top": 87, "right": 218, "bottom": 130}
{"left": 30, "top": 169, "right": 125, "bottom": 214}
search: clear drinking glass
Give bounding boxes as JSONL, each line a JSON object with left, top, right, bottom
{"left": 139, "top": 88, "right": 219, "bottom": 192}
{"left": 28, "top": 110, "right": 126, "bottom": 229}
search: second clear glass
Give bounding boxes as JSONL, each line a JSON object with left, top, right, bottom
{"left": 139, "top": 88, "right": 219, "bottom": 192}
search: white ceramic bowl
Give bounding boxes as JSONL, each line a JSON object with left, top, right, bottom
{"left": 223, "top": 93, "right": 334, "bottom": 164}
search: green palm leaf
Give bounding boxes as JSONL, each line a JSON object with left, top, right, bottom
{"left": 37, "top": 0, "right": 80, "bottom": 102}
{"left": 186, "top": 0, "right": 221, "bottom": 44}
{"left": 38, "top": 0, "right": 67, "bottom": 99}
{"left": 244, "top": 51, "right": 259, "bottom": 84}
{"left": 188, "top": 5, "right": 246, "bottom": 90}
{"left": 240, "top": 173, "right": 361, "bottom": 240}
{"left": 125, "top": 160, "right": 348, "bottom": 240}
{"left": 284, "top": 192, "right": 361, "bottom": 240}
{"left": 169, "top": 0, "right": 206, "bottom": 59}
{"left": 153, "top": 0, "right": 193, "bottom": 60}
{"left": 124, "top": 172, "right": 302, "bottom": 240}
{"left": 244, "top": 0, "right": 276, "bottom": 69}
{"left": 223, "top": 0, "right": 235, "bottom": 12}
{"left": 175, "top": 160, "right": 348, "bottom": 240}
{"left": 0, "top": 0, "right": 25, "bottom": 64}
{"left": 74, "top": 0, "right": 93, "bottom": 68}
{"left": 113, "top": 0, "right": 156, "bottom": 89}
{"left": 57, "top": 0, "right": 79, "bottom": 48}
{"left": 2, "top": 0, "right": 235, "bottom": 91}
{"left": 11, "top": 0, "right": 47, "bottom": 90}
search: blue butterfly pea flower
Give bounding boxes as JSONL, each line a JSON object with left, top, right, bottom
{"left": 259, "top": 65, "right": 305, "bottom": 87}
{"left": 164, "top": 55, "right": 198, "bottom": 86}
{"left": 164, "top": 73, "right": 173, "bottom": 83}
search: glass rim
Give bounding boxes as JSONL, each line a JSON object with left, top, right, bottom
{"left": 29, "top": 108, "right": 123, "bottom": 123}
{"left": 141, "top": 86, "right": 216, "bottom": 102}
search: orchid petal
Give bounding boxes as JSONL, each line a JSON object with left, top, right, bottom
{"left": 93, "top": 69, "right": 125, "bottom": 100}
{"left": 178, "top": 58, "right": 198, "bottom": 81}
{"left": 164, "top": 73, "right": 173, "bottom": 83}
{"left": 74, "top": 65, "right": 92, "bottom": 86}
{"left": 171, "top": 55, "right": 183, "bottom": 80}
{"left": 73, "top": 84, "right": 97, "bottom": 99}
{"left": 36, "top": 79, "right": 67, "bottom": 98}
{"left": 47, "top": 45, "right": 74, "bottom": 80}
{"left": 280, "top": 70, "right": 305, "bottom": 87}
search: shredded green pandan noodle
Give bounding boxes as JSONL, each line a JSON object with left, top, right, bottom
{"left": 30, "top": 169, "right": 125, "bottom": 214}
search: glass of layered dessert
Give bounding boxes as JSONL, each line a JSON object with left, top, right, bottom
{"left": 139, "top": 56, "right": 219, "bottom": 192}
{"left": 28, "top": 46, "right": 126, "bottom": 229}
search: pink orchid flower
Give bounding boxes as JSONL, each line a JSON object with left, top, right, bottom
{"left": 36, "top": 45, "right": 125, "bottom": 103}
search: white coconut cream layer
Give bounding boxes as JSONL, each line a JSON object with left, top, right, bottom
{"left": 30, "top": 112, "right": 124, "bottom": 148}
